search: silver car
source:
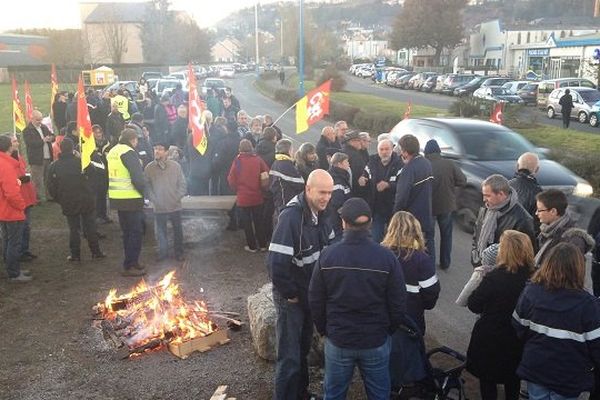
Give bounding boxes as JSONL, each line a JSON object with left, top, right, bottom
{"left": 546, "top": 87, "right": 600, "bottom": 123}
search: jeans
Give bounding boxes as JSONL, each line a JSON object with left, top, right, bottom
{"left": 154, "top": 211, "right": 183, "bottom": 259}
{"left": 21, "top": 206, "right": 32, "bottom": 255}
{"left": 324, "top": 336, "right": 392, "bottom": 400}
{"left": 117, "top": 210, "right": 144, "bottom": 269}
{"left": 239, "top": 204, "right": 267, "bottom": 250}
{"left": 1, "top": 220, "right": 24, "bottom": 278}
{"left": 480, "top": 378, "right": 520, "bottom": 400}
{"left": 371, "top": 213, "right": 388, "bottom": 243}
{"left": 273, "top": 289, "right": 313, "bottom": 400}
{"left": 66, "top": 212, "right": 101, "bottom": 257}
{"left": 527, "top": 382, "right": 580, "bottom": 400}
{"left": 435, "top": 213, "right": 453, "bottom": 268}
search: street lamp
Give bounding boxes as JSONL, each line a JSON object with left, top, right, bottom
{"left": 255, "top": 2, "right": 260, "bottom": 77}
{"left": 298, "top": 0, "right": 305, "bottom": 97}
{"left": 275, "top": 19, "right": 284, "bottom": 62}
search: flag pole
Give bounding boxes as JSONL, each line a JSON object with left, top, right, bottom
{"left": 272, "top": 100, "right": 298, "bottom": 126}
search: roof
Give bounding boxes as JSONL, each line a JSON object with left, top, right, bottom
{"left": 555, "top": 32, "right": 600, "bottom": 48}
{"left": 504, "top": 16, "right": 600, "bottom": 31}
{"left": 0, "top": 34, "right": 49, "bottom": 67}
{"left": 84, "top": 2, "right": 149, "bottom": 24}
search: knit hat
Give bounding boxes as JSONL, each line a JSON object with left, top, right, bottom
{"left": 424, "top": 139, "right": 441, "bottom": 155}
{"left": 482, "top": 243, "right": 500, "bottom": 266}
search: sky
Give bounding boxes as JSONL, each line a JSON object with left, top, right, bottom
{"left": 0, "top": 0, "right": 289, "bottom": 32}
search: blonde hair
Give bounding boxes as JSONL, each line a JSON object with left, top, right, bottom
{"left": 381, "top": 211, "right": 425, "bottom": 260}
{"left": 496, "top": 230, "right": 534, "bottom": 273}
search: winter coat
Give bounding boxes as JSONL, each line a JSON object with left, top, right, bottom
{"left": 47, "top": 153, "right": 96, "bottom": 216}
{"left": 206, "top": 95, "right": 222, "bottom": 118}
{"left": 509, "top": 169, "right": 542, "bottom": 234}
{"left": 471, "top": 201, "right": 536, "bottom": 266}
{"left": 342, "top": 143, "right": 367, "bottom": 196}
{"left": 52, "top": 100, "right": 67, "bottom": 131}
{"left": 128, "top": 122, "right": 153, "bottom": 167}
{"left": 171, "top": 116, "right": 189, "bottom": 150}
{"left": 316, "top": 135, "right": 337, "bottom": 170}
{"left": 269, "top": 155, "right": 304, "bottom": 214}
{"left": 255, "top": 138, "right": 276, "bottom": 167}
{"left": 267, "top": 193, "right": 335, "bottom": 309}
{"left": 22, "top": 123, "right": 54, "bottom": 165}
{"left": 107, "top": 144, "right": 146, "bottom": 211}
{"left": 363, "top": 153, "right": 403, "bottom": 219}
{"left": 327, "top": 166, "right": 351, "bottom": 239}
{"left": 309, "top": 229, "right": 407, "bottom": 349}
{"left": 535, "top": 214, "right": 595, "bottom": 267}
{"left": 467, "top": 266, "right": 531, "bottom": 382}
{"left": 513, "top": 283, "right": 600, "bottom": 397}
{"left": 210, "top": 126, "right": 239, "bottom": 175}
{"left": 297, "top": 160, "right": 318, "bottom": 183}
{"left": 105, "top": 112, "right": 125, "bottom": 145}
{"left": 559, "top": 93, "right": 574, "bottom": 114}
{"left": 153, "top": 104, "right": 172, "bottom": 144}
{"left": 396, "top": 249, "right": 440, "bottom": 334}
{"left": 228, "top": 152, "right": 269, "bottom": 207}
{"left": 0, "top": 152, "right": 25, "bottom": 221}
{"left": 425, "top": 153, "right": 466, "bottom": 216}
{"left": 589, "top": 206, "right": 600, "bottom": 263}
{"left": 394, "top": 155, "right": 434, "bottom": 234}
{"left": 11, "top": 153, "right": 37, "bottom": 208}
{"left": 186, "top": 134, "right": 213, "bottom": 182}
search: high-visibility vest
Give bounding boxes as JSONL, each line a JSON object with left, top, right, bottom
{"left": 107, "top": 144, "right": 142, "bottom": 200}
{"left": 111, "top": 95, "right": 130, "bottom": 120}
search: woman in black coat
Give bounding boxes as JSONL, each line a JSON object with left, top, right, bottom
{"left": 467, "top": 229, "right": 534, "bottom": 400}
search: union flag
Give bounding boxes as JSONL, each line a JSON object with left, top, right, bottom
{"left": 50, "top": 63, "right": 58, "bottom": 119}
{"left": 295, "top": 80, "right": 331, "bottom": 134}
{"left": 188, "top": 63, "right": 207, "bottom": 155}
{"left": 24, "top": 80, "right": 34, "bottom": 122}
{"left": 12, "top": 76, "right": 26, "bottom": 132}
{"left": 77, "top": 77, "right": 95, "bottom": 171}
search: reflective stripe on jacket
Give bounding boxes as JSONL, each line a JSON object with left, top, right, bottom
{"left": 107, "top": 144, "right": 142, "bottom": 200}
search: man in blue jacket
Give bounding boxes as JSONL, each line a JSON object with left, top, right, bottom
{"left": 309, "top": 197, "right": 407, "bottom": 399}
{"left": 267, "top": 169, "right": 335, "bottom": 400}
{"left": 394, "top": 134, "right": 435, "bottom": 262}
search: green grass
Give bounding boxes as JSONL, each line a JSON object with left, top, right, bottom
{"left": 515, "top": 124, "right": 600, "bottom": 155}
{"left": 0, "top": 82, "right": 77, "bottom": 133}
{"left": 331, "top": 92, "right": 446, "bottom": 118}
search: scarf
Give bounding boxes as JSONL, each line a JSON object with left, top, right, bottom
{"left": 275, "top": 153, "right": 293, "bottom": 161}
{"left": 476, "top": 189, "right": 519, "bottom": 257}
{"left": 534, "top": 212, "right": 573, "bottom": 266}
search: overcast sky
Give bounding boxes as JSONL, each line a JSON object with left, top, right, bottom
{"left": 0, "top": 0, "right": 293, "bottom": 32}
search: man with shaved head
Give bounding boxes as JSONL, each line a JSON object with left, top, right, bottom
{"left": 509, "top": 152, "right": 542, "bottom": 233}
{"left": 268, "top": 169, "right": 335, "bottom": 400}
{"left": 316, "top": 126, "right": 338, "bottom": 170}
{"left": 23, "top": 109, "right": 55, "bottom": 201}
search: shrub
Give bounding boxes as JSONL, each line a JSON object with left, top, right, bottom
{"left": 328, "top": 101, "right": 360, "bottom": 125}
{"left": 260, "top": 71, "right": 278, "bottom": 80}
{"left": 448, "top": 97, "right": 489, "bottom": 118}
{"left": 353, "top": 111, "right": 400, "bottom": 134}
{"left": 316, "top": 66, "right": 347, "bottom": 92}
{"left": 274, "top": 88, "right": 298, "bottom": 107}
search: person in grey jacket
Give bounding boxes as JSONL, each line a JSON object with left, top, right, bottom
{"left": 424, "top": 139, "right": 466, "bottom": 270}
{"left": 145, "top": 142, "right": 187, "bottom": 262}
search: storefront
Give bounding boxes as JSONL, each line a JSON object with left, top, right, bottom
{"left": 526, "top": 48, "right": 550, "bottom": 76}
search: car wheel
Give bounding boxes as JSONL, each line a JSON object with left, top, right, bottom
{"left": 590, "top": 114, "right": 599, "bottom": 127}
{"left": 578, "top": 111, "right": 588, "bottom": 124}
{"left": 547, "top": 107, "right": 555, "bottom": 119}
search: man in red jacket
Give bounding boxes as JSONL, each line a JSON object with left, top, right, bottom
{"left": 228, "top": 139, "right": 270, "bottom": 252}
{"left": 0, "top": 135, "right": 30, "bottom": 282}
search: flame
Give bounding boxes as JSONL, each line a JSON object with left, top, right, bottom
{"left": 96, "top": 271, "right": 215, "bottom": 351}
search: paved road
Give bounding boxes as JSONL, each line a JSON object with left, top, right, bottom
{"left": 230, "top": 73, "right": 477, "bottom": 352}
{"left": 346, "top": 74, "right": 600, "bottom": 134}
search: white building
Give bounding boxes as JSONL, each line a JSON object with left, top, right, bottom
{"left": 345, "top": 35, "right": 390, "bottom": 60}
{"left": 211, "top": 38, "right": 242, "bottom": 63}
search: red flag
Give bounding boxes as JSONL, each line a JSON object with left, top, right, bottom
{"left": 490, "top": 102, "right": 504, "bottom": 125}
{"left": 77, "top": 77, "right": 95, "bottom": 170}
{"left": 295, "top": 80, "right": 332, "bottom": 134}
{"left": 403, "top": 101, "right": 412, "bottom": 120}
{"left": 188, "top": 64, "right": 207, "bottom": 155}
{"left": 24, "top": 80, "right": 34, "bottom": 122}
{"left": 50, "top": 63, "right": 58, "bottom": 118}
{"left": 12, "top": 76, "right": 26, "bottom": 132}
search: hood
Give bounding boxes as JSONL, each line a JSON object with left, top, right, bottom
{"left": 461, "top": 159, "right": 578, "bottom": 188}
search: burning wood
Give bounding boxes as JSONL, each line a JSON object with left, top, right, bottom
{"left": 93, "top": 271, "right": 230, "bottom": 359}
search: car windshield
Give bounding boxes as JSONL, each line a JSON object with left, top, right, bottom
{"left": 522, "top": 84, "right": 537, "bottom": 91}
{"left": 579, "top": 90, "right": 600, "bottom": 103}
{"left": 459, "top": 128, "right": 534, "bottom": 161}
{"left": 491, "top": 87, "right": 509, "bottom": 95}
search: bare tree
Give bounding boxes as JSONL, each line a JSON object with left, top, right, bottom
{"left": 101, "top": 21, "right": 128, "bottom": 64}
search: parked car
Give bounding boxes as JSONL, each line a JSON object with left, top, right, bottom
{"left": 219, "top": 66, "right": 235, "bottom": 78}
{"left": 420, "top": 75, "right": 439, "bottom": 92}
{"left": 516, "top": 82, "right": 539, "bottom": 105}
{"left": 453, "top": 76, "right": 487, "bottom": 97}
{"left": 356, "top": 65, "right": 375, "bottom": 78}
{"left": 472, "top": 86, "right": 525, "bottom": 103}
{"left": 479, "top": 77, "right": 512, "bottom": 89}
{"left": 102, "top": 80, "right": 139, "bottom": 98}
{"left": 201, "top": 78, "right": 227, "bottom": 96}
{"left": 433, "top": 74, "right": 448, "bottom": 93}
{"left": 502, "top": 80, "right": 530, "bottom": 94}
{"left": 546, "top": 87, "right": 600, "bottom": 123}
{"left": 589, "top": 100, "right": 600, "bottom": 127}
{"left": 141, "top": 71, "right": 163, "bottom": 80}
{"left": 537, "top": 77, "right": 597, "bottom": 108}
{"left": 394, "top": 72, "right": 416, "bottom": 89}
{"left": 153, "top": 79, "right": 182, "bottom": 97}
{"left": 441, "top": 74, "right": 479, "bottom": 95}
{"left": 408, "top": 72, "right": 437, "bottom": 90}
{"left": 390, "top": 117, "right": 593, "bottom": 231}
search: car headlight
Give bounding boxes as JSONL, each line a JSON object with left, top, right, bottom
{"left": 574, "top": 181, "right": 594, "bottom": 197}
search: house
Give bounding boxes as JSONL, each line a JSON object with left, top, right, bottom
{"left": 80, "top": 1, "right": 149, "bottom": 64}
{"left": 211, "top": 38, "right": 242, "bottom": 63}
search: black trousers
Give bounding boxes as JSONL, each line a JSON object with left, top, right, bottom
{"left": 66, "top": 212, "right": 101, "bottom": 257}
{"left": 479, "top": 378, "right": 520, "bottom": 400}
{"left": 95, "top": 185, "right": 108, "bottom": 220}
{"left": 238, "top": 204, "right": 267, "bottom": 250}
{"left": 562, "top": 111, "right": 571, "bottom": 128}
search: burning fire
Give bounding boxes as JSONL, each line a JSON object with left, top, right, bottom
{"left": 96, "top": 271, "right": 215, "bottom": 350}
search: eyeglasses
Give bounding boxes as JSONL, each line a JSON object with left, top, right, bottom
{"left": 535, "top": 208, "right": 550, "bottom": 213}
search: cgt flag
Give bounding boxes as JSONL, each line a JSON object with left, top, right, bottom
{"left": 403, "top": 101, "right": 412, "bottom": 120}
{"left": 50, "top": 63, "right": 58, "bottom": 119}
{"left": 490, "top": 102, "right": 504, "bottom": 125}
{"left": 12, "top": 76, "right": 26, "bottom": 132}
{"left": 296, "top": 80, "right": 331, "bottom": 134}
{"left": 188, "top": 63, "right": 208, "bottom": 155}
{"left": 77, "top": 76, "right": 95, "bottom": 171}
{"left": 24, "top": 80, "right": 34, "bottom": 122}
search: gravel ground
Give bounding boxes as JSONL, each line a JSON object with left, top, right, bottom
{"left": 0, "top": 203, "right": 475, "bottom": 400}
